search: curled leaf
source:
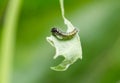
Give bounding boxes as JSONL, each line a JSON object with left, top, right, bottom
{"left": 46, "top": 0, "right": 82, "bottom": 71}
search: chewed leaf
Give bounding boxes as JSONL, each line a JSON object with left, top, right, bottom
{"left": 46, "top": 0, "right": 82, "bottom": 71}
{"left": 46, "top": 31, "right": 82, "bottom": 71}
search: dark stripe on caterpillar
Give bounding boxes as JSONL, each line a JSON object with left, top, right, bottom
{"left": 51, "top": 27, "right": 78, "bottom": 40}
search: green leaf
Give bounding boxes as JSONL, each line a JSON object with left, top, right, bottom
{"left": 46, "top": 0, "right": 82, "bottom": 71}
{"left": 47, "top": 32, "right": 82, "bottom": 71}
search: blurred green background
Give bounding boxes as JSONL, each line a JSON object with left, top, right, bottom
{"left": 0, "top": 0, "right": 120, "bottom": 83}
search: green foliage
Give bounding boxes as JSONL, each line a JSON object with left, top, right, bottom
{"left": 46, "top": 0, "right": 82, "bottom": 71}
{"left": 0, "top": 0, "right": 120, "bottom": 83}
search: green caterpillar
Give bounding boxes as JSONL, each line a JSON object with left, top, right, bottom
{"left": 51, "top": 27, "right": 78, "bottom": 40}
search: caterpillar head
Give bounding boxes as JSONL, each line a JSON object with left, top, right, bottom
{"left": 51, "top": 28, "right": 59, "bottom": 35}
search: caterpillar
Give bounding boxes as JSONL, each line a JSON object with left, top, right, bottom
{"left": 51, "top": 27, "right": 78, "bottom": 40}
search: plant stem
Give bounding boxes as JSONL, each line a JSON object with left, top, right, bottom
{"left": 0, "top": 0, "right": 22, "bottom": 83}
